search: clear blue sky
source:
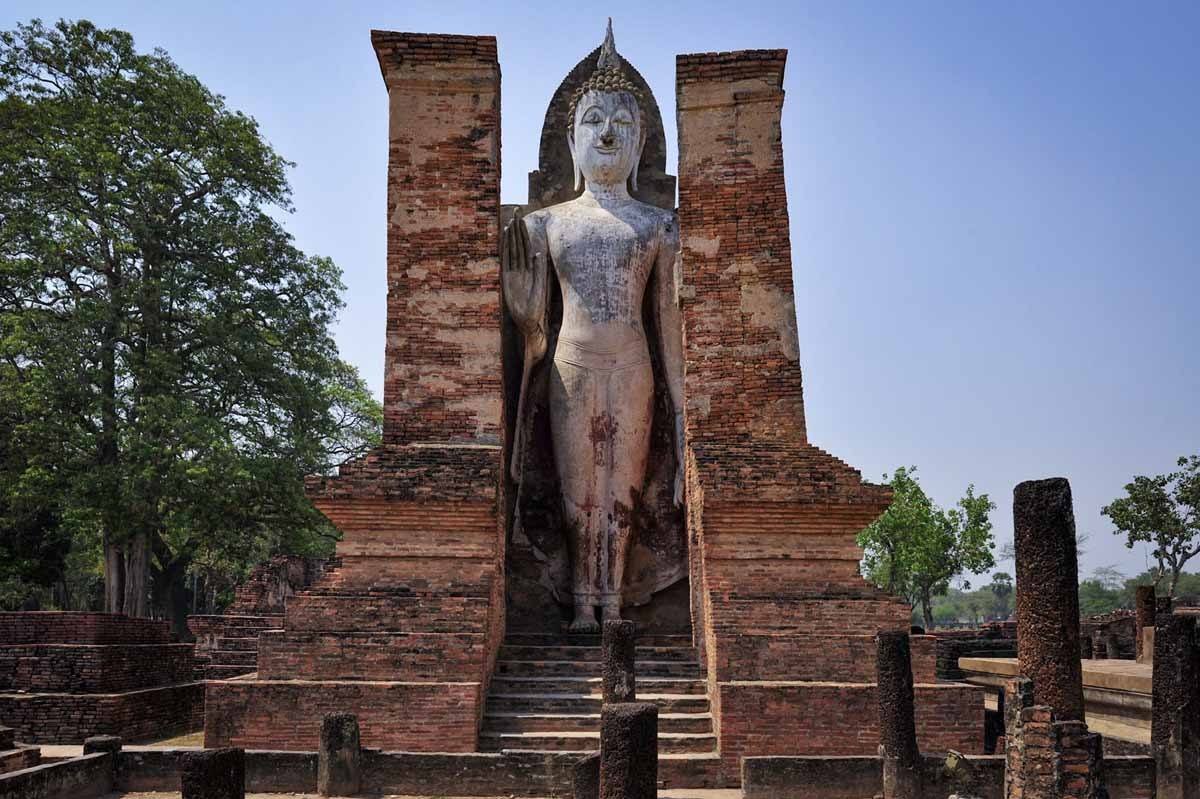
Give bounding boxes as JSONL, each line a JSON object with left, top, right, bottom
{"left": 10, "top": 1, "right": 1199, "bottom": 584}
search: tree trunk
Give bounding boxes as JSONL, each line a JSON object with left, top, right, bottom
{"left": 123, "top": 532, "right": 149, "bottom": 617}
{"left": 104, "top": 544, "right": 125, "bottom": 614}
{"left": 920, "top": 587, "right": 935, "bottom": 631}
{"left": 99, "top": 257, "right": 123, "bottom": 614}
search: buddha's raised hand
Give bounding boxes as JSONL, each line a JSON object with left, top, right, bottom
{"left": 501, "top": 209, "right": 548, "bottom": 360}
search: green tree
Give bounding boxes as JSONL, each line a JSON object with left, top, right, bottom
{"left": 0, "top": 19, "right": 380, "bottom": 626}
{"left": 989, "top": 571, "right": 1014, "bottom": 619}
{"left": 1102, "top": 456, "right": 1200, "bottom": 597}
{"left": 858, "top": 467, "right": 997, "bottom": 630}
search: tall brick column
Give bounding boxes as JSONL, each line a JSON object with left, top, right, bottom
{"left": 1152, "top": 613, "right": 1200, "bottom": 799}
{"left": 675, "top": 49, "right": 981, "bottom": 784}
{"left": 204, "top": 32, "right": 506, "bottom": 753}
{"left": 1013, "top": 478, "right": 1085, "bottom": 722}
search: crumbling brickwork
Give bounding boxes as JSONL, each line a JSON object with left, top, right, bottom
{"left": 1004, "top": 680, "right": 1106, "bottom": 799}
{"left": 675, "top": 49, "right": 980, "bottom": 784}
{"left": 0, "top": 613, "right": 202, "bottom": 744}
{"left": 203, "top": 31, "right": 505, "bottom": 753}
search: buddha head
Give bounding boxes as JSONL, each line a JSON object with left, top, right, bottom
{"left": 567, "top": 20, "right": 646, "bottom": 192}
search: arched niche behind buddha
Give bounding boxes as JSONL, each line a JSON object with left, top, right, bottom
{"left": 500, "top": 41, "right": 688, "bottom": 634}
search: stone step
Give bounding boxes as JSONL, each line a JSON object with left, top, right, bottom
{"left": 498, "top": 645, "right": 697, "bottom": 663}
{"left": 211, "top": 650, "right": 257, "bottom": 666}
{"left": 483, "top": 711, "right": 713, "bottom": 734}
{"left": 214, "top": 636, "right": 259, "bottom": 651}
{"left": 490, "top": 676, "right": 706, "bottom": 696}
{"left": 495, "top": 659, "right": 702, "bottom": 678}
{"left": 204, "top": 664, "right": 255, "bottom": 679}
{"left": 486, "top": 692, "right": 709, "bottom": 715}
{"left": 503, "top": 633, "right": 694, "bottom": 648}
{"left": 478, "top": 730, "right": 716, "bottom": 755}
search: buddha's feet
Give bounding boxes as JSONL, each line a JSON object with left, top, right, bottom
{"left": 601, "top": 603, "right": 622, "bottom": 623}
{"left": 569, "top": 606, "right": 600, "bottom": 634}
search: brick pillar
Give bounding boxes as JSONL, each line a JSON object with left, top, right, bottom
{"left": 318, "top": 713, "right": 361, "bottom": 797}
{"left": 600, "top": 702, "right": 657, "bottom": 799}
{"left": 876, "top": 631, "right": 920, "bottom": 799}
{"left": 373, "top": 31, "right": 502, "bottom": 447}
{"left": 676, "top": 49, "right": 804, "bottom": 450}
{"left": 676, "top": 49, "right": 918, "bottom": 781}
{"left": 1013, "top": 477, "right": 1085, "bottom": 722}
{"left": 1152, "top": 613, "right": 1200, "bottom": 799}
{"left": 602, "top": 620, "right": 636, "bottom": 703}
{"left": 1135, "top": 585, "right": 1155, "bottom": 661}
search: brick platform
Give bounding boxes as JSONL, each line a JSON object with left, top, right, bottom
{"left": 0, "top": 612, "right": 202, "bottom": 744}
{"left": 203, "top": 30, "right": 505, "bottom": 753}
{"left": 675, "top": 49, "right": 985, "bottom": 784}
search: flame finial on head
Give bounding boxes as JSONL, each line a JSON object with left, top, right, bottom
{"left": 596, "top": 18, "right": 620, "bottom": 71}
{"left": 566, "top": 19, "right": 642, "bottom": 128}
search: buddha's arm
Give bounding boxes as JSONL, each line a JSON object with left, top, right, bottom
{"left": 501, "top": 210, "right": 550, "bottom": 482}
{"left": 501, "top": 210, "right": 549, "bottom": 363}
{"left": 654, "top": 215, "right": 686, "bottom": 505}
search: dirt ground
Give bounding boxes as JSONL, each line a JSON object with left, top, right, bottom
{"left": 105, "top": 787, "right": 739, "bottom": 791}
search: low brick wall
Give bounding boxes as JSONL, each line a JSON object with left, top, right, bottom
{"left": 717, "top": 682, "right": 983, "bottom": 783}
{"left": 743, "top": 753, "right": 1153, "bottom": 799}
{"left": 0, "top": 682, "right": 203, "bottom": 744}
{"left": 0, "top": 644, "right": 196, "bottom": 693}
{"left": 0, "top": 613, "right": 172, "bottom": 645}
{"left": 203, "top": 679, "right": 484, "bottom": 751}
{"left": 0, "top": 752, "right": 112, "bottom": 799}
{"left": 119, "top": 748, "right": 316, "bottom": 793}
{"left": 0, "top": 747, "right": 40, "bottom": 775}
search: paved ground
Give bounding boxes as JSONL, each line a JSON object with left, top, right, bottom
{"left": 108, "top": 787, "right": 739, "bottom": 791}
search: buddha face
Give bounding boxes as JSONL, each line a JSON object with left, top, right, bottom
{"left": 570, "top": 90, "right": 643, "bottom": 189}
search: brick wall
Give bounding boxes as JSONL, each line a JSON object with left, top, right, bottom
{"left": 370, "top": 31, "right": 502, "bottom": 448}
{"left": 717, "top": 682, "right": 982, "bottom": 784}
{"left": 204, "top": 680, "right": 482, "bottom": 752}
{"left": 0, "top": 683, "right": 203, "bottom": 744}
{"left": 0, "top": 644, "right": 195, "bottom": 693}
{"left": 0, "top": 613, "right": 173, "bottom": 645}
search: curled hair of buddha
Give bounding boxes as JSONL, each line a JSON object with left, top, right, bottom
{"left": 566, "top": 19, "right": 644, "bottom": 127}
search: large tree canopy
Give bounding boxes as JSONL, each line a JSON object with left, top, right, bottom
{"left": 0, "top": 19, "right": 380, "bottom": 627}
{"left": 1102, "top": 455, "right": 1200, "bottom": 597}
{"left": 857, "top": 466, "right": 996, "bottom": 629}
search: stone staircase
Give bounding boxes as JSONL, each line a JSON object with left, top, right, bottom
{"left": 480, "top": 632, "right": 718, "bottom": 762}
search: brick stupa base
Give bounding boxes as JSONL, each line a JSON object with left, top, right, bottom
{"left": 0, "top": 612, "right": 202, "bottom": 744}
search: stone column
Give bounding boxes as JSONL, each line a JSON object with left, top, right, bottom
{"left": 876, "top": 631, "right": 921, "bottom": 799}
{"left": 1013, "top": 477, "right": 1085, "bottom": 722}
{"left": 600, "top": 702, "right": 657, "bottom": 799}
{"left": 602, "top": 620, "right": 636, "bottom": 703}
{"left": 318, "top": 713, "right": 361, "bottom": 796}
{"left": 1135, "top": 585, "right": 1155, "bottom": 661}
{"left": 181, "top": 747, "right": 245, "bottom": 799}
{"left": 83, "top": 736, "right": 122, "bottom": 784}
{"left": 1152, "top": 613, "right": 1200, "bottom": 799}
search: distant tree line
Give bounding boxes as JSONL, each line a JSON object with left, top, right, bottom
{"left": 860, "top": 455, "right": 1200, "bottom": 630}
